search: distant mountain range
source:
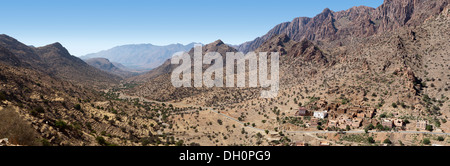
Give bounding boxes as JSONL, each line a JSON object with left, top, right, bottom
{"left": 80, "top": 43, "right": 200, "bottom": 70}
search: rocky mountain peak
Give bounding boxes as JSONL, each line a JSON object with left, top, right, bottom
{"left": 321, "top": 8, "right": 333, "bottom": 16}
{"left": 212, "top": 39, "right": 225, "bottom": 46}
{"left": 36, "top": 42, "right": 72, "bottom": 59}
{"left": 0, "top": 34, "right": 41, "bottom": 61}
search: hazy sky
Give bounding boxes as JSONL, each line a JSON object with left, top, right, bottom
{"left": 1, "top": 0, "right": 383, "bottom": 56}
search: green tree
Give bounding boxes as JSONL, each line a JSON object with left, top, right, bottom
{"left": 367, "top": 137, "right": 375, "bottom": 143}
{"left": 96, "top": 136, "right": 108, "bottom": 146}
{"left": 175, "top": 140, "right": 184, "bottom": 146}
{"left": 317, "top": 125, "right": 323, "bottom": 130}
{"left": 391, "top": 103, "right": 397, "bottom": 108}
{"left": 74, "top": 104, "right": 81, "bottom": 110}
{"left": 55, "top": 120, "right": 69, "bottom": 130}
{"left": 426, "top": 125, "right": 433, "bottom": 132}
{"left": 423, "top": 138, "right": 431, "bottom": 145}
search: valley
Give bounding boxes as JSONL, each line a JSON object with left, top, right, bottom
{"left": 1, "top": 0, "right": 449, "bottom": 146}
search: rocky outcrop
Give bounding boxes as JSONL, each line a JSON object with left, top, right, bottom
{"left": 255, "top": 33, "right": 294, "bottom": 55}
{"left": 188, "top": 39, "right": 237, "bottom": 56}
{"left": 289, "top": 39, "right": 328, "bottom": 64}
{"left": 255, "top": 33, "right": 328, "bottom": 65}
{"left": 374, "top": 0, "right": 448, "bottom": 32}
{"left": 238, "top": 22, "right": 291, "bottom": 53}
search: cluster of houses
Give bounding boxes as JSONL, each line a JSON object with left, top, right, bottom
{"left": 380, "top": 118, "right": 405, "bottom": 128}
{"left": 293, "top": 100, "right": 427, "bottom": 130}
{"left": 294, "top": 100, "right": 377, "bottom": 129}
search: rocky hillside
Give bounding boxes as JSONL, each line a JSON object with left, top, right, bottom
{"left": 84, "top": 58, "right": 138, "bottom": 78}
{"left": 126, "top": 0, "right": 449, "bottom": 120}
{"left": 126, "top": 39, "right": 240, "bottom": 101}
{"left": 0, "top": 35, "right": 120, "bottom": 87}
{"left": 128, "top": 40, "right": 236, "bottom": 83}
{"left": 238, "top": 0, "right": 449, "bottom": 53}
{"left": 0, "top": 36, "right": 188, "bottom": 146}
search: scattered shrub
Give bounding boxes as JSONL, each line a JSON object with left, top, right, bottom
{"left": 423, "top": 138, "right": 431, "bottom": 145}
{"left": 74, "top": 104, "right": 81, "bottom": 110}
{"left": 0, "top": 107, "right": 39, "bottom": 146}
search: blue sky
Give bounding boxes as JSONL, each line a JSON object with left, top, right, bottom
{"left": 1, "top": 0, "right": 383, "bottom": 56}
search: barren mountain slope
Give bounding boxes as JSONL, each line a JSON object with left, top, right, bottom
{"left": 238, "top": 0, "right": 449, "bottom": 53}
{"left": 85, "top": 57, "right": 138, "bottom": 78}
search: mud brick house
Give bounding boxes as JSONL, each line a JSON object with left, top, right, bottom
{"left": 382, "top": 119, "right": 393, "bottom": 128}
{"left": 336, "top": 107, "right": 347, "bottom": 114}
{"left": 325, "top": 103, "right": 340, "bottom": 112}
{"left": 328, "top": 120, "right": 338, "bottom": 127}
{"left": 319, "top": 141, "right": 330, "bottom": 146}
{"left": 328, "top": 113, "right": 338, "bottom": 119}
{"left": 345, "top": 118, "right": 353, "bottom": 126}
{"left": 310, "top": 118, "right": 319, "bottom": 126}
{"left": 362, "top": 119, "right": 378, "bottom": 127}
{"left": 348, "top": 107, "right": 363, "bottom": 114}
{"left": 366, "top": 109, "right": 376, "bottom": 119}
{"left": 352, "top": 118, "right": 363, "bottom": 128}
{"left": 294, "top": 141, "right": 308, "bottom": 146}
{"left": 357, "top": 112, "right": 366, "bottom": 118}
{"left": 295, "top": 107, "right": 309, "bottom": 116}
{"left": 416, "top": 120, "right": 428, "bottom": 130}
{"left": 394, "top": 119, "right": 404, "bottom": 127}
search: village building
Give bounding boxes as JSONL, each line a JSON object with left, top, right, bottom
{"left": 345, "top": 118, "right": 353, "bottom": 126}
{"left": 319, "top": 141, "right": 330, "bottom": 146}
{"left": 352, "top": 118, "right": 362, "bottom": 128}
{"left": 348, "top": 107, "right": 363, "bottom": 114}
{"left": 367, "top": 109, "right": 376, "bottom": 118}
{"left": 313, "top": 111, "right": 328, "bottom": 119}
{"left": 328, "top": 120, "right": 338, "bottom": 127}
{"left": 382, "top": 119, "right": 393, "bottom": 128}
{"left": 362, "top": 119, "right": 378, "bottom": 127}
{"left": 294, "top": 141, "right": 308, "bottom": 146}
{"left": 295, "top": 107, "right": 309, "bottom": 116}
{"left": 416, "top": 120, "right": 428, "bottom": 130}
{"left": 310, "top": 118, "right": 319, "bottom": 126}
{"left": 337, "top": 108, "right": 346, "bottom": 114}
{"left": 325, "top": 103, "right": 340, "bottom": 112}
{"left": 328, "top": 113, "right": 338, "bottom": 119}
{"left": 393, "top": 119, "right": 404, "bottom": 127}
{"left": 356, "top": 112, "right": 366, "bottom": 118}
